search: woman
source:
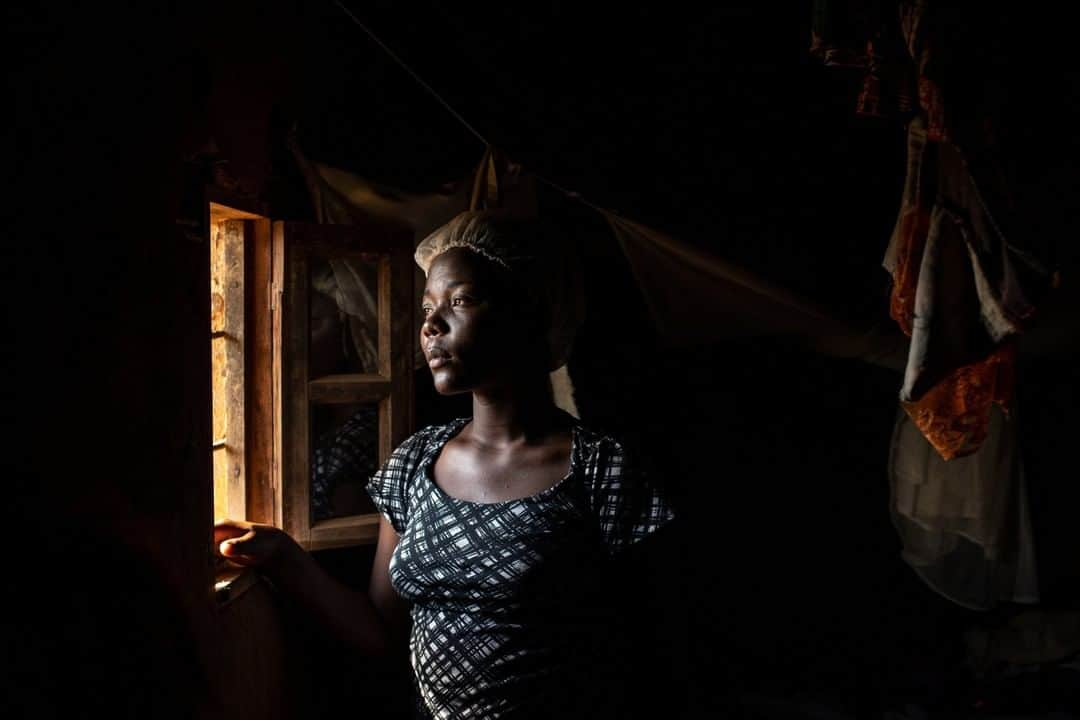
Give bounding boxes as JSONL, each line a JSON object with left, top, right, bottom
{"left": 215, "top": 211, "right": 674, "bottom": 719}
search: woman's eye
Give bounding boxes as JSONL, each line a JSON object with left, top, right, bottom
{"left": 421, "top": 306, "right": 433, "bottom": 316}
{"left": 451, "top": 296, "right": 470, "bottom": 306}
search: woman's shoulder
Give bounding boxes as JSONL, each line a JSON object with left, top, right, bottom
{"left": 373, "top": 420, "right": 464, "bottom": 488}
{"left": 565, "top": 415, "right": 634, "bottom": 469}
{"left": 368, "top": 418, "right": 471, "bottom": 533}
{"left": 392, "top": 417, "right": 470, "bottom": 456}
{"left": 565, "top": 415, "right": 676, "bottom": 550}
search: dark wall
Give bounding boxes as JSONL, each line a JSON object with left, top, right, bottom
{"left": 9, "top": 3, "right": 216, "bottom": 718}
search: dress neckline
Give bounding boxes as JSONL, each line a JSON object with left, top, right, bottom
{"left": 420, "top": 415, "right": 581, "bottom": 507}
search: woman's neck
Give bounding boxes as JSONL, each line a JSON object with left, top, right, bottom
{"left": 468, "top": 374, "right": 564, "bottom": 447}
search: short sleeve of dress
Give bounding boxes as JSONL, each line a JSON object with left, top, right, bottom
{"left": 588, "top": 437, "right": 675, "bottom": 553}
{"left": 365, "top": 429, "right": 429, "bottom": 534}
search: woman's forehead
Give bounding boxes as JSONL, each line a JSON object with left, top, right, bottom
{"left": 424, "top": 248, "right": 502, "bottom": 292}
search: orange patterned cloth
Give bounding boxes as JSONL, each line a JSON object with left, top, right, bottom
{"left": 901, "top": 342, "right": 1016, "bottom": 460}
{"left": 889, "top": 183, "right": 1017, "bottom": 460}
{"left": 883, "top": 116, "right": 1042, "bottom": 460}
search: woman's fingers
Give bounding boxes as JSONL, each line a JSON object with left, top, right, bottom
{"left": 215, "top": 523, "right": 285, "bottom": 568}
{"left": 219, "top": 529, "right": 257, "bottom": 558}
{"left": 214, "top": 519, "right": 252, "bottom": 546}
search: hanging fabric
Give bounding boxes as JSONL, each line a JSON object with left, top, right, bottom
{"left": 812, "top": 3, "right": 1055, "bottom": 458}
{"left": 602, "top": 210, "right": 852, "bottom": 345}
{"left": 883, "top": 115, "right": 1049, "bottom": 459}
{"left": 467, "top": 145, "right": 539, "bottom": 217}
{"left": 811, "top": 1, "right": 1055, "bottom": 611}
{"left": 889, "top": 403, "right": 1039, "bottom": 610}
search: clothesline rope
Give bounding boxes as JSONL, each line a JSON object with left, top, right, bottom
{"left": 329, "top": 0, "right": 603, "bottom": 214}
{"left": 331, "top": 0, "right": 491, "bottom": 149}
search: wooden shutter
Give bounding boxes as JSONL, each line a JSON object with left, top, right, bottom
{"left": 272, "top": 220, "right": 414, "bottom": 550}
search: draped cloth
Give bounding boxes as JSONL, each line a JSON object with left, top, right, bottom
{"left": 810, "top": 4, "right": 1056, "bottom": 610}
{"left": 889, "top": 404, "right": 1039, "bottom": 610}
{"left": 811, "top": 3, "right": 1054, "bottom": 460}
{"left": 883, "top": 115, "right": 1047, "bottom": 460}
{"left": 601, "top": 211, "right": 855, "bottom": 344}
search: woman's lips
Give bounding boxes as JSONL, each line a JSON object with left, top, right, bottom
{"left": 426, "top": 347, "right": 451, "bottom": 369}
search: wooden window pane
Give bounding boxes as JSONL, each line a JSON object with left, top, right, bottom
{"left": 310, "top": 402, "right": 379, "bottom": 522}
{"left": 309, "top": 255, "right": 382, "bottom": 377}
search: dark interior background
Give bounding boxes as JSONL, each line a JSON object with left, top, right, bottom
{"left": 7, "top": 1, "right": 1078, "bottom": 718}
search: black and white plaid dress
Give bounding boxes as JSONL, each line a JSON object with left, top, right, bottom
{"left": 366, "top": 414, "right": 674, "bottom": 720}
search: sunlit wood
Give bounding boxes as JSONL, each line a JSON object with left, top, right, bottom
{"left": 213, "top": 447, "right": 228, "bottom": 522}
{"left": 209, "top": 201, "right": 263, "bottom": 222}
{"left": 210, "top": 217, "right": 246, "bottom": 520}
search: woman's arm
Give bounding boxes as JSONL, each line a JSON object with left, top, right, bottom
{"left": 214, "top": 517, "right": 409, "bottom": 655}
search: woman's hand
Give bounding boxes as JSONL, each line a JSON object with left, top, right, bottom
{"left": 212, "top": 516, "right": 405, "bottom": 656}
{"left": 213, "top": 519, "right": 295, "bottom": 570}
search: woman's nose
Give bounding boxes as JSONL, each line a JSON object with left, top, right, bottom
{"left": 422, "top": 309, "right": 447, "bottom": 338}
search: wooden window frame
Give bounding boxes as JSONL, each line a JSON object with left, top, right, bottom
{"left": 209, "top": 197, "right": 274, "bottom": 524}
{"left": 208, "top": 188, "right": 414, "bottom": 553}
{"left": 273, "top": 220, "right": 414, "bottom": 550}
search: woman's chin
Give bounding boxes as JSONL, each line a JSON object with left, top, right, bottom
{"left": 431, "top": 373, "right": 469, "bottom": 396}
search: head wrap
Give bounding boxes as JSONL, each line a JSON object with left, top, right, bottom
{"left": 415, "top": 210, "right": 585, "bottom": 372}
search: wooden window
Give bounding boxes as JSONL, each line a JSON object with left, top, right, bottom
{"left": 208, "top": 192, "right": 414, "bottom": 551}
{"left": 274, "top": 221, "right": 414, "bottom": 550}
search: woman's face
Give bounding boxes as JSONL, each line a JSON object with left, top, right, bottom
{"left": 420, "top": 248, "right": 541, "bottom": 395}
